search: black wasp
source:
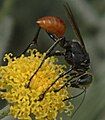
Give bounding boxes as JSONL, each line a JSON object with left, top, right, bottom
{"left": 21, "top": 2, "right": 93, "bottom": 113}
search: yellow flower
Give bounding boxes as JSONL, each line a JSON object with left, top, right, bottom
{"left": 0, "top": 49, "right": 74, "bottom": 120}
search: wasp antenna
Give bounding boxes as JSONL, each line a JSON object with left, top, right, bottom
{"left": 71, "top": 88, "right": 86, "bottom": 118}
{"left": 63, "top": 2, "right": 85, "bottom": 48}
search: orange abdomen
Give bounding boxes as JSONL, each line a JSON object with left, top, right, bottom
{"left": 36, "top": 16, "right": 66, "bottom": 37}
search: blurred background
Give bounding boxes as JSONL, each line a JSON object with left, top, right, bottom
{"left": 0, "top": 0, "right": 105, "bottom": 120}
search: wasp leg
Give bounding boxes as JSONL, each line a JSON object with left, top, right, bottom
{"left": 54, "top": 72, "right": 91, "bottom": 92}
{"left": 71, "top": 88, "right": 86, "bottom": 118}
{"left": 38, "top": 67, "right": 73, "bottom": 101}
{"left": 54, "top": 74, "right": 87, "bottom": 118}
{"left": 54, "top": 75, "right": 78, "bottom": 92}
{"left": 26, "top": 38, "right": 62, "bottom": 88}
{"left": 18, "top": 27, "right": 41, "bottom": 57}
{"left": 54, "top": 72, "right": 81, "bottom": 93}
{"left": 63, "top": 88, "right": 86, "bottom": 101}
{"left": 62, "top": 87, "right": 86, "bottom": 118}
{"left": 0, "top": 88, "right": 7, "bottom": 92}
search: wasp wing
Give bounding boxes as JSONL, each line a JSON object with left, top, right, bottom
{"left": 64, "top": 2, "right": 85, "bottom": 48}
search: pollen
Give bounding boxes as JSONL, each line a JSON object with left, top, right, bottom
{"left": 0, "top": 49, "right": 74, "bottom": 120}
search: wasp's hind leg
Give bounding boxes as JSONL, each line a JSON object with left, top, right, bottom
{"left": 37, "top": 67, "right": 73, "bottom": 101}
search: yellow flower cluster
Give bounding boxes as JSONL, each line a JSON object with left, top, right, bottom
{"left": 0, "top": 49, "right": 74, "bottom": 120}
